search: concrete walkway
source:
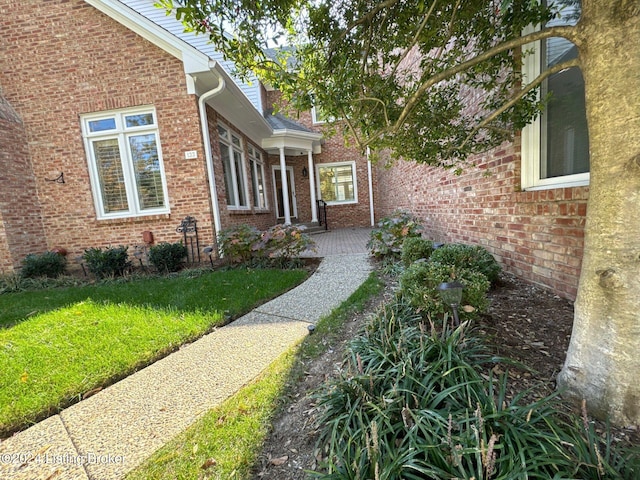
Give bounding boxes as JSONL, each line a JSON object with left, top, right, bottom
{"left": 0, "top": 228, "right": 373, "bottom": 480}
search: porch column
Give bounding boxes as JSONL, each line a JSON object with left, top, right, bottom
{"left": 278, "top": 146, "right": 292, "bottom": 225}
{"left": 307, "top": 150, "right": 318, "bottom": 223}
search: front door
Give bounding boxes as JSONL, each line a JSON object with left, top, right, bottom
{"left": 273, "top": 166, "right": 297, "bottom": 220}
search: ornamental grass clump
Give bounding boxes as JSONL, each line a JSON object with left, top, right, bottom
{"left": 312, "top": 300, "right": 640, "bottom": 479}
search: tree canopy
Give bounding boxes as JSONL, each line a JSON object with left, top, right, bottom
{"left": 158, "top": 0, "right": 579, "bottom": 169}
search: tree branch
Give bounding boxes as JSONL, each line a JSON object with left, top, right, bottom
{"left": 392, "top": 25, "right": 576, "bottom": 133}
{"left": 388, "top": 0, "right": 441, "bottom": 80}
{"left": 455, "top": 57, "right": 581, "bottom": 151}
{"left": 328, "top": 0, "right": 403, "bottom": 52}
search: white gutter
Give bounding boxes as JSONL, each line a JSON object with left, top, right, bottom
{"left": 367, "top": 147, "right": 375, "bottom": 226}
{"left": 199, "top": 63, "right": 226, "bottom": 237}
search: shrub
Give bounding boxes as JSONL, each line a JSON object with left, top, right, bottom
{"left": 400, "top": 236, "right": 434, "bottom": 267}
{"left": 218, "top": 224, "right": 316, "bottom": 268}
{"left": 82, "top": 246, "right": 131, "bottom": 279}
{"left": 258, "top": 224, "right": 316, "bottom": 267}
{"left": 218, "top": 224, "right": 263, "bottom": 265}
{"left": 148, "top": 242, "right": 188, "bottom": 273}
{"left": 429, "top": 242, "right": 501, "bottom": 284}
{"left": 399, "top": 260, "right": 490, "bottom": 318}
{"left": 367, "top": 210, "right": 423, "bottom": 258}
{"left": 20, "top": 251, "right": 67, "bottom": 279}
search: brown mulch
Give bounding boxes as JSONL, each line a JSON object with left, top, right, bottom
{"left": 250, "top": 270, "right": 637, "bottom": 479}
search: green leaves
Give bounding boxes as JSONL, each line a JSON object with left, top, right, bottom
{"left": 312, "top": 300, "right": 640, "bottom": 478}
{"left": 159, "top": 0, "right": 565, "bottom": 170}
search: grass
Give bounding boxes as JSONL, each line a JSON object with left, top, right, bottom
{"left": 0, "top": 268, "right": 308, "bottom": 436}
{"left": 0, "top": 269, "right": 306, "bottom": 328}
{"left": 127, "top": 272, "right": 383, "bottom": 480}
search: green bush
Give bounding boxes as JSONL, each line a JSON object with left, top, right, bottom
{"left": 313, "top": 300, "right": 640, "bottom": 479}
{"left": 148, "top": 242, "right": 188, "bottom": 273}
{"left": 82, "top": 246, "right": 131, "bottom": 279}
{"left": 367, "top": 210, "right": 423, "bottom": 258}
{"left": 218, "top": 224, "right": 262, "bottom": 265}
{"left": 400, "top": 236, "right": 434, "bottom": 267}
{"left": 20, "top": 251, "right": 67, "bottom": 279}
{"left": 429, "top": 242, "right": 501, "bottom": 284}
{"left": 399, "top": 260, "right": 490, "bottom": 318}
{"left": 258, "top": 224, "right": 316, "bottom": 267}
{"left": 219, "top": 224, "right": 316, "bottom": 268}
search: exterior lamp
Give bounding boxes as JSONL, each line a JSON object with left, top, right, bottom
{"left": 438, "top": 281, "right": 464, "bottom": 326}
{"left": 302, "top": 166, "right": 308, "bottom": 178}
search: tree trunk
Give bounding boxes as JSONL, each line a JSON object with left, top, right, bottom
{"left": 557, "top": 1, "right": 640, "bottom": 425}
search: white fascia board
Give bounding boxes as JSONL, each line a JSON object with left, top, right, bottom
{"left": 85, "top": 0, "right": 210, "bottom": 73}
{"left": 262, "top": 130, "right": 323, "bottom": 154}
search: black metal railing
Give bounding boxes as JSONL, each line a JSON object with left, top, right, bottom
{"left": 317, "top": 199, "right": 328, "bottom": 230}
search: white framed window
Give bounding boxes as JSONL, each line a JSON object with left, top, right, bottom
{"left": 218, "top": 124, "right": 249, "bottom": 209}
{"left": 81, "top": 107, "right": 169, "bottom": 219}
{"left": 317, "top": 161, "right": 357, "bottom": 204}
{"left": 311, "top": 105, "right": 337, "bottom": 125}
{"left": 248, "top": 144, "right": 267, "bottom": 209}
{"left": 521, "top": 0, "right": 589, "bottom": 190}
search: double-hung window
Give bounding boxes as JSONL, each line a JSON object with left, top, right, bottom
{"left": 317, "top": 162, "right": 357, "bottom": 204}
{"left": 82, "top": 107, "right": 169, "bottom": 219}
{"left": 521, "top": 0, "right": 589, "bottom": 190}
{"left": 248, "top": 144, "right": 267, "bottom": 209}
{"left": 218, "top": 125, "right": 248, "bottom": 209}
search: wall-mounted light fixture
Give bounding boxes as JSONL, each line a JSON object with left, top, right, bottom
{"left": 302, "top": 166, "right": 308, "bottom": 178}
{"left": 45, "top": 172, "right": 65, "bottom": 184}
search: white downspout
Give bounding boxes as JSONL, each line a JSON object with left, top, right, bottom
{"left": 199, "top": 65, "right": 226, "bottom": 236}
{"left": 367, "top": 146, "right": 375, "bottom": 226}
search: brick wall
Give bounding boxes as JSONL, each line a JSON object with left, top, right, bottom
{"left": 375, "top": 139, "right": 588, "bottom": 300}
{"left": 0, "top": 0, "right": 217, "bottom": 270}
{"left": 0, "top": 95, "right": 47, "bottom": 272}
{"left": 266, "top": 91, "right": 375, "bottom": 228}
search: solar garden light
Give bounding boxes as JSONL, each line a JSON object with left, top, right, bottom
{"left": 438, "top": 281, "right": 464, "bottom": 326}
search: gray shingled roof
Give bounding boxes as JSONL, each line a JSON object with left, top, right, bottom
{"left": 265, "top": 111, "right": 314, "bottom": 132}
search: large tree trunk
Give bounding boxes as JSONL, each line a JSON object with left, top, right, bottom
{"left": 557, "top": 1, "right": 640, "bottom": 425}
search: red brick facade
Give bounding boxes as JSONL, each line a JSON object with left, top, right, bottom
{"left": 0, "top": 0, "right": 219, "bottom": 272}
{"left": 375, "top": 138, "right": 588, "bottom": 300}
{"left": 0, "top": 96, "right": 48, "bottom": 272}
{"left": 1, "top": 0, "right": 587, "bottom": 302}
{"left": 0, "top": 0, "right": 374, "bottom": 275}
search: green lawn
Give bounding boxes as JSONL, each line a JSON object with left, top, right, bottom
{"left": 127, "top": 273, "right": 383, "bottom": 480}
{"left": 0, "top": 268, "right": 308, "bottom": 436}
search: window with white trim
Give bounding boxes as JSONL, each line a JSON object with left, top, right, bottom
{"left": 248, "top": 144, "right": 267, "bottom": 209}
{"left": 81, "top": 107, "right": 169, "bottom": 219}
{"left": 311, "top": 106, "right": 333, "bottom": 125}
{"left": 317, "top": 162, "right": 357, "bottom": 204}
{"left": 521, "top": 0, "right": 589, "bottom": 190}
{"left": 218, "top": 125, "right": 249, "bottom": 208}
